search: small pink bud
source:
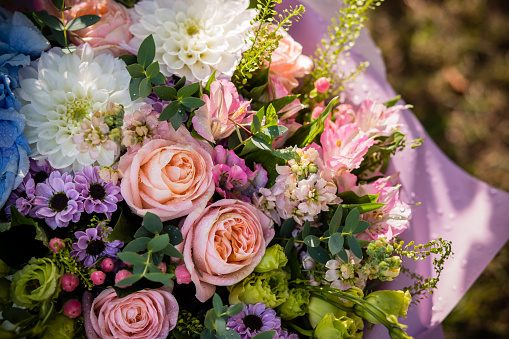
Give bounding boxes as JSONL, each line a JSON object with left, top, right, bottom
{"left": 314, "top": 77, "right": 330, "bottom": 94}
{"left": 91, "top": 271, "right": 106, "bottom": 285}
{"left": 175, "top": 265, "right": 192, "bottom": 285}
{"left": 63, "top": 299, "right": 81, "bottom": 319}
{"left": 49, "top": 238, "right": 64, "bottom": 253}
{"left": 61, "top": 273, "right": 79, "bottom": 292}
{"left": 115, "top": 270, "right": 133, "bottom": 288}
{"left": 101, "top": 258, "right": 115, "bottom": 272}
{"left": 157, "top": 262, "right": 167, "bottom": 273}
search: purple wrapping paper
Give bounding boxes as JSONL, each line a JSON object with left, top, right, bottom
{"left": 279, "top": 0, "right": 509, "bottom": 338}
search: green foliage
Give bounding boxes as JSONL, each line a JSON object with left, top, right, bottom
{"left": 200, "top": 294, "right": 246, "bottom": 339}
{"left": 353, "top": 130, "right": 406, "bottom": 175}
{"left": 174, "top": 310, "right": 204, "bottom": 338}
{"left": 232, "top": 0, "right": 305, "bottom": 89}
{"left": 54, "top": 238, "right": 94, "bottom": 290}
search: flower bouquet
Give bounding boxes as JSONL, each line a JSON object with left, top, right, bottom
{"left": 0, "top": 0, "right": 453, "bottom": 338}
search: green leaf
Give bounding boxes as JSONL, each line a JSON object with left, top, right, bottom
{"left": 162, "top": 243, "right": 183, "bottom": 258}
{"left": 268, "top": 147, "right": 300, "bottom": 161}
{"left": 139, "top": 77, "right": 153, "bottom": 98}
{"left": 145, "top": 272, "right": 173, "bottom": 285}
{"left": 215, "top": 317, "right": 226, "bottom": 335}
{"left": 137, "top": 35, "right": 156, "bottom": 68}
{"left": 201, "top": 328, "right": 215, "bottom": 339}
{"left": 159, "top": 101, "right": 180, "bottom": 121}
{"left": 2, "top": 306, "right": 33, "bottom": 324}
{"left": 173, "top": 330, "right": 195, "bottom": 339}
{"left": 269, "top": 95, "right": 299, "bottom": 113}
{"left": 177, "top": 83, "right": 200, "bottom": 98}
{"left": 383, "top": 95, "right": 401, "bottom": 108}
{"left": 302, "top": 221, "right": 311, "bottom": 238}
{"left": 108, "top": 207, "right": 138, "bottom": 243}
{"left": 353, "top": 220, "right": 371, "bottom": 234}
{"left": 33, "top": 11, "right": 64, "bottom": 30}
{"left": 304, "top": 235, "right": 320, "bottom": 247}
{"left": 10, "top": 205, "right": 37, "bottom": 228}
{"left": 343, "top": 208, "right": 360, "bottom": 233}
{"left": 152, "top": 252, "right": 164, "bottom": 267}
{"left": 338, "top": 191, "right": 379, "bottom": 204}
{"left": 163, "top": 225, "right": 183, "bottom": 245}
{"left": 262, "top": 125, "right": 288, "bottom": 138}
{"left": 251, "top": 136, "right": 272, "bottom": 151}
{"left": 227, "top": 302, "right": 244, "bottom": 316}
{"left": 204, "top": 309, "right": 217, "bottom": 330}
{"left": 119, "top": 54, "right": 137, "bottom": 66}
{"left": 252, "top": 330, "right": 276, "bottom": 339}
{"left": 66, "top": 15, "right": 101, "bottom": 31}
{"left": 116, "top": 273, "right": 143, "bottom": 287}
{"left": 243, "top": 150, "right": 286, "bottom": 187}
{"left": 242, "top": 68, "right": 269, "bottom": 100}
{"left": 154, "top": 86, "right": 177, "bottom": 101}
{"left": 251, "top": 115, "right": 262, "bottom": 134}
{"left": 129, "top": 77, "right": 143, "bottom": 101}
{"left": 337, "top": 249, "right": 348, "bottom": 263}
{"left": 134, "top": 226, "right": 152, "bottom": 238}
{"left": 174, "top": 76, "right": 186, "bottom": 90}
{"left": 126, "top": 63, "right": 145, "bottom": 78}
{"left": 341, "top": 203, "right": 386, "bottom": 214}
{"left": 280, "top": 218, "right": 295, "bottom": 238}
{"left": 204, "top": 70, "right": 216, "bottom": 94}
{"left": 284, "top": 97, "right": 338, "bottom": 148}
{"left": 329, "top": 205, "right": 343, "bottom": 235}
{"left": 347, "top": 234, "right": 363, "bottom": 259}
{"left": 143, "top": 212, "right": 163, "bottom": 234}
{"left": 151, "top": 72, "right": 167, "bottom": 85}
{"left": 51, "top": 0, "right": 64, "bottom": 11}
{"left": 181, "top": 97, "right": 205, "bottom": 109}
{"left": 146, "top": 62, "right": 160, "bottom": 78}
{"left": 308, "top": 246, "right": 330, "bottom": 265}
{"left": 123, "top": 237, "right": 151, "bottom": 252}
{"left": 148, "top": 234, "right": 170, "bottom": 252}
{"left": 284, "top": 238, "right": 295, "bottom": 259}
{"left": 213, "top": 293, "right": 223, "bottom": 315}
{"left": 265, "top": 104, "right": 277, "bottom": 126}
{"left": 170, "top": 108, "right": 186, "bottom": 130}
{"left": 329, "top": 233, "right": 344, "bottom": 255}
{"left": 256, "top": 106, "right": 265, "bottom": 123}
{"left": 117, "top": 252, "right": 146, "bottom": 266}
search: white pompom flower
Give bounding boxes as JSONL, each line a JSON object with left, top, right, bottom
{"left": 17, "top": 44, "right": 134, "bottom": 171}
{"left": 128, "top": 0, "right": 255, "bottom": 82}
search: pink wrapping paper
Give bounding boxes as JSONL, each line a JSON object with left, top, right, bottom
{"left": 279, "top": 0, "right": 509, "bottom": 337}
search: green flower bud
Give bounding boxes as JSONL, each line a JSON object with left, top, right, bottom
{"left": 0, "top": 278, "right": 11, "bottom": 311}
{"left": 314, "top": 313, "right": 357, "bottom": 339}
{"left": 10, "top": 257, "right": 62, "bottom": 309}
{"left": 277, "top": 288, "right": 310, "bottom": 320}
{"left": 353, "top": 290, "right": 411, "bottom": 325}
{"left": 308, "top": 297, "right": 346, "bottom": 328}
{"left": 41, "top": 313, "right": 76, "bottom": 339}
{"left": 228, "top": 269, "right": 289, "bottom": 308}
{"left": 254, "top": 244, "right": 288, "bottom": 273}
{"left": 347, "top": 312, "right": 364, "bottom": 332}
{"left": 389, "top": 326, "right": 413, "bottom": 339}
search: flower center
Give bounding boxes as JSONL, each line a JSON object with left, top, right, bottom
{"left": 26, "top": 279, "right": 40, "bottom": 293}
{"left": 67, "top": 98, "right": 93, "bottom": 122}
{"left": 185, "top": 20, "right": 200, "bottom": 36}
{"left": 86, "top": 239, "right": 106, "bottom": 256}
{"left": 34, "top": 171, "right": 49, "bottom": 184}
{"left": 243, "top": 314, "right": 263, "bottom": 332}
{"left": 89, "top": 183, "right": 106, "bottom": 201}
{"left": 49, "top": 192, "right": 69, "bottom": 212}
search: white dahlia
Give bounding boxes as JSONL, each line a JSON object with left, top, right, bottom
{"left": 129, "top": 0, "right": 255, "bottom": 81}
{"left": 17, "top": 44, "right": 133, "bottom": 171}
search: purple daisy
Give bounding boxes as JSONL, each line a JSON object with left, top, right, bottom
{"left": 71, "top": 223, "right": 123, "bottom": 267}
{"left": 227, "top": 303, "right": 282, "bottom": 339}
{"left": 29, "top": 158, "right": 53, "bottom": 185}
{"left": 74, "top": 166, "right": 122, "bottom": 218}
{"left": 33, "top": 171, "right": 83, "bottom": 229}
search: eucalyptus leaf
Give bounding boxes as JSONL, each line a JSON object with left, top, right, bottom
{"left": 338, "top": 191, "right": 379, "bottom": 204}
{"left": 143, "top": 212, "right": 163, "bottom": 234}
{"left": 163, "top": 225, "right": 183, "bottom": 245}
{"left": 215, "top": 317, "right": 226, "bottom": 335}
{"left": 163, "top": 243, "right": 183, "bottom": 258}
{"left": 302, "top": 221, "right": 311, "bottom": 238}
{"left": 146, "top": 62, "right": 160, "bottom": 78}
{"left": 213, "top": 293, "right": 223, "bottom": 315}
{"left": 353, "top": 220, "right": 371, "bottom": 234}
{"left": 126, "top": 63, "right": 145, "bottom": 78}
{"left": 148, "top": 234, "right": 170, "bottom": 252}
{"left": 139, "top": 77, "right": 153, "bottom": 98}
{"left": 169, "top": 108, "right": 186, "bottom": 130}
{"left": 151, "top": 72, "right": 167, "bottom": 85}
{"left": 262, "top": 125, "right": 288, "bottom": 138}
{"left": 304, "top": 235, "right": 320, "bottom": 247}
{"left": 341, "top": 203, "right": 386, "bottom": 214}
{"left": 269, "top": 95, "right": 299, "bottom": 113}
{"left": 107, "top": 207, "right": 138, "bottom": 243}
{"left": 159, "top": 101, "right": 181, "bottom": 121}
{"left": 117, "top": 252, "right": 146, "bottom": 266}
{"left": 130, "top": 77, "right": 143, "bottom": 101}
{"left": 119, "top": 54, "right": 137, "bottom": 66}
{"left": 138, "top": 35, "right": 156, "bottom": 68}
{"left": 284, "top": 238, "right": 295, "bottom": 259}
{"left": 251, "top": 115, "right": 262, "bottom": 134}
{"left": 174, "top": 76, "right": 186, "bottom": 90}
{"left": 308, "top": 246, "right": 330, "bottom": 265}
{"left": 329, "top": 232, "right": 344, "bottom": 255}
{"left": 145, "top": 272, "right": 172, "bottom": 285}
{"left": 66, "top": 15, "right": 101, "bottom": 31}
{"left": 347, "top": 234, "right": 363, "bottom": 259}
{"left": 337, "top": 249, "right": 348, "bottom": 263}
{"left": 123, "top": 237, "right": 151, "bottom": 252}
{"left": 115, "top": 273, "right": 143, "bottom": 287}
{"left": 134, "top": 226, "right": 152, "bottom": 239}
{"left": 227, "top": 302, "right": 244, "bottom": 316}
{"left": 33, "top": 11, "right": 64, "bottom": 31}
{"left": 329, "top": 205, "right": 343, "bottom": 234}
{"left": 154, "top": 86, "right": 177, "bottom": 101}
{"left": 280, "top": 218, "right": 295, "bottom": 238}
{"left": 252, "top": 331, "right": 277, "bottom": 339}
{"left": 51, "top": 0, "right": 64, "bottom": 11}
{"left": 343, "top": 208, "right": 360, "bottom": 233}
{"left": 177, "top": 83, "right": 200, "bottom": 98}
{"left": 251, "top": 136, "right": 272, "bottom": 151}
{"left": 181, "top": 97, "right": 205, "bottom": 109}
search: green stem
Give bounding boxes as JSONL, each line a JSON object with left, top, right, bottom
{"left": 287, "top": 323, "right": 315, "bottom": 337}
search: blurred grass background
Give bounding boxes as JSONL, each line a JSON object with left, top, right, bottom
{"left": 367, "top": 0, "right": 509, "bottom": 337}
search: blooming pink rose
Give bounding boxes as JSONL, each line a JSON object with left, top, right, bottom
{"left": 88, "top": 287, "right": 178, "bottom": 339}
{"left": 269, "top": 28, "right": 313, "bottom": 91}
{"left": 192, "top": 80, "right": 251, "bottom": 143}
{"left": 119, "top": 126, "right": 215, "bottom": 221}
{"left": 178, "top": 199, "right": 274, "bottom": 302}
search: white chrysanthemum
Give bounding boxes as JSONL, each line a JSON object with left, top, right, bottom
{"left": 17, "top": 44, "right": 133, "bottom": 171}
{"left": 129, "top": 0, "right": 255, "bottom": 81}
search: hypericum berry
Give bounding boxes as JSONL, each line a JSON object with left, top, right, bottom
{"left": 91, "top": 271, "right": 106, "bottom": 285}
{"left": 61, "top": 273, "right": 79, "bottom": 292}
{"left": 49, "top": 238, "right": 65, "bottom": 253}
{"left": 63, "top": 299, "right": 81, "bottom": 318}
{"left": 101, "top": 258, "right": 115, "bottom": 272}
{"left": 115, "top": 270, "right": 133, "bottom": 288}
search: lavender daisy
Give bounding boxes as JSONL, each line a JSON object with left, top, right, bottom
{"left": 71, "top": 223, "right": 123, "bottom": 267}
{"left": 29, "top": 158, "right": 53, "bottom": 185}
{"left": 74, "top": 166, "right": 122, "bottom": 218}
{"left": 227, "top": 303, "right": 282, "bottom": 339}
{"left": 33, "top": 171, "right": 83, "bottom": 229}
{"left": 4, "top": 172, "right": 35, "bottom": 217}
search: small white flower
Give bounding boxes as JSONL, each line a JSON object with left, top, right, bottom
{"left": 129, "top": 0, "right": 255, "bottom": 81}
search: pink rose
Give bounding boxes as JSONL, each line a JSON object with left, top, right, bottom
{"left": 88, "top": 288, "right": 178, "bottom": 339}
{"left": 36, "top": 0, "right": 132, "bottom": 57}
{"left": 119, "top": 127, "right": 215, "bottom": 221}
{"left": 269, "top": 28, "right": 313, "bottom": 91}
{"left": 178, "top": 199, "right": 274, "bottom": 302}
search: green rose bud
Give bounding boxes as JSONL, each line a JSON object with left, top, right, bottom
{"left": 314, "top": 313, "right": 357, "bottom": 339}
{"left": 41, "top": 313, "right": 76, "bottom": 339}
{"left": 254, "top": 244, "right": 288, "bottom": 273}
{"left": 353, "top": 290, "right": 411, "bottom": 326}
{"left": 308, "top": 297, "right": 346, "bottom": 328}
{"left": 228, "top": 269, "right": 289, "bottom": 308}
{"left": 10, "top": 257, "right": 62, "bottom": 309}
{"left": 277, "top": 288, "right": 310, "bottom": 320}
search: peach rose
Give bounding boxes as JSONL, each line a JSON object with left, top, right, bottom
{"left": 269, "top": 28, "right": 313, "bottom": 91}
{"left": 178, "top": 199, "right": 274, "bottom": 302}
{"left": 119, "top": 127, "right": 215, "bottom": 221}
{"left": 87, "top": 288, "right": 178, "bottom": 339}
